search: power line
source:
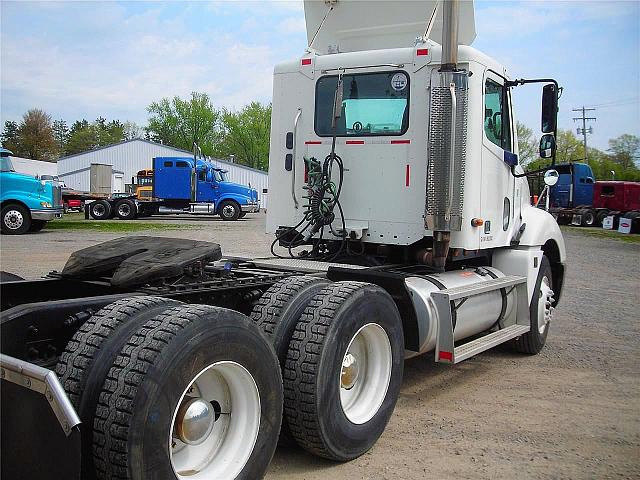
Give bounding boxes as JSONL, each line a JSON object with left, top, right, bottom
{"left": 572, "top": 106, "right": 596, "bottom": 162}
{"left": 585, "top": 98, "right": 639, "bottom": 108}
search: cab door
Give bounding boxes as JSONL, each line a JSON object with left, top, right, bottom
{"left": 480, "top": 70, "right": 516, "bottom": 247}
{"left": 196, "top": 168, "right": 217, "bottom": 203}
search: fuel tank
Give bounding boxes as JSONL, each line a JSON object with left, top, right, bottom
{"left": 404, "top": 267, "right": 516, "bottom": 356}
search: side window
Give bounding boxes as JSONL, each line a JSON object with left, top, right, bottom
{"left": 163, "top": 161, "right": 173, "bottom": 167}
{"left": 484, "top": 78, "right": 512, "bottom": 152}
{"left": 198, "top": 170, "right": 206, "bottom": 182}
{"left": 176, "top": 161, "right": 189, "bottom": 168}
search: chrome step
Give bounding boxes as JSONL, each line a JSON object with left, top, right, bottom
{"left": 452, "top": 324, "right": 530, "bottom": 363}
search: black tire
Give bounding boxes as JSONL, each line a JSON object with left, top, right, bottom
{"left": 0, "top": 271, "right": 24, "bottom": 282}
{"left": 595, "top": 210, "right": 609, "bottom": 227}
{"left": 218, "top": 199, "right": 241, "bottom": 221}
{"left": 92, "top": 304, "right": 282, "bottom": 480}
{"left": 1, "top": 203, "right": 31, "bottom": 234}
{"left": 55, "top": 296, "right": 182, "bottom": 479}
{"left": 114, "top": 199, "right": 137, "bottom": 220}
{"left": 284, "top": 281, "right": 404, "bottom": 461}
{"left": 581, "top": 208, "right": 595, "bottom": 227}
{"left": 29, "top": 219, "right": 47, "bottom": 232}
{"left": 89, "top": 200, "right": 111, "bottom": 220}
{"left": 239, "top": 211, "right": 247, "bottom": 218}
{"left": 251, "top": 276, "right": 331, "bottom": 444}
{"left": 513, "top": 256, "right": 554, "bottom": 354}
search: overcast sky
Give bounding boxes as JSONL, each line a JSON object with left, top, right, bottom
{"left": 1, "top": 0, "right": 638, "bottom": 151}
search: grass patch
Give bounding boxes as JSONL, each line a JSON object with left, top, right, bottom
{"left": 47, "top": 216, "right": 194, "bottom": 232}
{"left": 561, "top": 226, "right": 640, "bottom": 244}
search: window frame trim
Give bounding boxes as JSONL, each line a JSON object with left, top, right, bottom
{"left": 482, "top": 70, "right": 514, "bottom": 154}
{"left": 313, "top": 69, "right": 411, "bottom": 138}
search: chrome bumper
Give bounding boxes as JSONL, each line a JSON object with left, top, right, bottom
{"left": 241, "top": 201, "right": 260, "bottom": 213}
{"left": 31, "top": 208, "right": 64, "bottom": 221}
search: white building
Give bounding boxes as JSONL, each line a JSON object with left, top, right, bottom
{"left": 56, "top": 139, "right": 269, "bottom": 208}
{"left": 11, "top": 156, "right": 58, "bottom": 178}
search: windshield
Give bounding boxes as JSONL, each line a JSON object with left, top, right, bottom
{"left": 214, "top": 170, "right": 228, "bottom": 182}
{"left": 315, "top": 71, "right": 409, "bottom": 137}
{"left": 1, "top": 157, "right": 15, "bottom": 172}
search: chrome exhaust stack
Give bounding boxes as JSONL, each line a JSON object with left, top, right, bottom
{"left": 425, "top": 0, "right": 469, "bottom": 269}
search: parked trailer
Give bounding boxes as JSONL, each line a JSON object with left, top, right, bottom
{"left": 535, "top": 162, "right": 640, "bottom": 230}
{"left": 1, "top": 1, "right": 567, "bottom": 479}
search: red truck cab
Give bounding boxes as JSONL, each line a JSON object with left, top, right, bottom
{"left": 593, "top": 181, "right": 640, "bottom": 212}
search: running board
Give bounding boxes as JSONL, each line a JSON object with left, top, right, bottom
{"left": 452, "top": 324, "right": 530, "bottom": 363}
{"left": 434, "top": 275, "right": 530, "bottom": 364}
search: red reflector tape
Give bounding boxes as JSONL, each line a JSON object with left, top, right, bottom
{"left": 345, "top": 140, "right": 364, "bottom": 145}
{"left": 439, "top": 351, "right": 453, "bottom": 361}
{"left": 405, "top": 164, "right": 410, "bottom": 186}
{"left": 305, "top": 141, "right": 322, "bottom": 144}
{"left": 391, "top": 139, "right": 411, "bottom": 144}
{"left": 417, "top": 48, "right": 429, "bottom": 56}
{"left": 301, "top": 58, "right": 312, "bottom": 66}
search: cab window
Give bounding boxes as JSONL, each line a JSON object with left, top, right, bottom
{"left": 315, "top": 71, "right": 409, "bottom": 137}
{"left": 484, "top": 78, "right": 511, "bottom": 152}
{"left": 198, "top": 170, "right": 206, "bottom": 182}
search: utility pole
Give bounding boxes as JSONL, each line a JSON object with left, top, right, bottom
{"left": 572, "top": 106, "right": 596, "bottom": 162}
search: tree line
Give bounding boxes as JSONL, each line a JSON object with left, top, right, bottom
{"left": 0, "top": 92, "right": 272, "bottom": 171}
{"left": 517, "top": 122, "right": 640, "bottom": 181}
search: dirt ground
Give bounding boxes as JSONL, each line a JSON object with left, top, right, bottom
{"left": 1, "top": 213, "right": 638, "bottom": 479}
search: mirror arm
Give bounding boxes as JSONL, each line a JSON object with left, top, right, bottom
{"left": 510, "top": 164, "right": 557, "bottom": 178}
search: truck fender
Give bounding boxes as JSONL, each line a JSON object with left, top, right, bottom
{"left": 216, "top": 194, "right": 247, "bottom": 210}
{"left": 518, "top": 205, "right": 566, "bottom": 263}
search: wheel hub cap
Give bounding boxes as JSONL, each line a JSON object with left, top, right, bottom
{"left": 174, "top": 397, "right": 215, "bottom": 445}
{"left": 538, "top": 277, "right": 555, "bottom": 334}
{"left": 341, "top": 353, "right": 359, "bottom": 390}
{"left": 4, "top": 210, "right": 23, "bottom": 229}
{"left": 223, "top": 205, "right": 234, "bottom": 217}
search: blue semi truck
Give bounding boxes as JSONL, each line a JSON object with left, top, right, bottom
{"left": 0, "top": 148, "right": 63, "bottom": 234}
{"left": 87, "top": 157, "right": 259, "bottom": 221}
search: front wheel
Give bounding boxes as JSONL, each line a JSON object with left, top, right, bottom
{"left": 1, "top": 203, "right": 31, "bottom": 234}
{"left": 92, "top": 304, "right": 282, "bottom": 480}
{"left": 218, "top": 200, "right": 241, "bottom": 221}
{"left": 513, "top": 256, "right": 555, "bottom": 354}
{"left": 284, "top": 281, "right": 404, "bottom": 461}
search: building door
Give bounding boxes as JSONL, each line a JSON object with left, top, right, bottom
{"left": 113, "top": 174, "right": 124, "bottom": 193}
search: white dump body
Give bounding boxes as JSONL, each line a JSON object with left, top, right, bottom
{"left": 304, "top": 0, "right": 475, "bottom": 54}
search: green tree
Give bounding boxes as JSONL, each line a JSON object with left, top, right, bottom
{"left": 146, "top": 92, "right": 220, "bottom": 153}
{"left": 1, "top": 120, "right": 20, "bottom": 153}
{"left": 526, "top": 128, "right": 585, "bottom": 172}
{"left": 52, "top": 119, "right": 69, "bottom": 154}
{"left": 64, "top": 118, "right": 125, "bottom": 155}
{"left": 123, "top": 121, "right": 144, "bottom": 140}
{"left": 516, "top": 121, "right": 537, "bottom": 166}
{"left": 17, "top": 109, "right": 57, "bottom": 161}
{"left": 608, "top": 134, "right": 639, "bottom": 171}
{"left": 214, "top": 102, "right": 271, "bottom": 171}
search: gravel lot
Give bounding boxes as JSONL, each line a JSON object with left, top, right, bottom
{"left": 1, "top": 213, "right": 638, "bottom": 479}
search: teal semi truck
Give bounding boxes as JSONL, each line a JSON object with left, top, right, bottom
{"left": 0, "top": 148, "right": 63, "bottom": 234}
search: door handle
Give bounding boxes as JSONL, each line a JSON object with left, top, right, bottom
{"left": 291, "top": 108, "right": 302, "bottom": 209}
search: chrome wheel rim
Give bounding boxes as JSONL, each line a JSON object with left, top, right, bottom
{"left": 537, "top": 276, "right": 555, "bottom": 334}
{"left": 169, "top": 361, "right": 261, "bottom": 479}
{"left": 4, "top": 210, "right": 24, "bottom": 230}
{"left": 339, "top": 323, "right": 392, "bottom": 425}
{"left": 117, "top": 204, "right": 131, "bottom": 217}
{"left": 93, "top": 204, "right": 106, "bottom": 217}
{"left": 222, "top": 205, "right": 236, "bottom": 218}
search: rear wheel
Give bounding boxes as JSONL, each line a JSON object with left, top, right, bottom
{"left": 92, "top": 304, "right": 282, "bottom": 480}
{"left": 251, "top": 276, "right": 331, "bottom": 443}
{"left": 513, "top": 256, "right": 554, "bottom": 354}
{"left": 218, "top": 200, "right": 241, "bottom": 221}
{"left": 1, "top": 203, "right": 31, "bottom": 234}
{"left": 115, "top": 199, "right": 137, "bottom": 220}
{"left": 581, "top": 208, "right": 595, "bottom": 227}
{"left": 595, "top": 209, "right": 609, "bottom": 227}
{"left": 284, "top": 281, "right": 404, "bottom": 461}
{"left": 55, "top": 296, "right": 182, "bottom": 479}
{"left": 89, "top": 200, "right": 111, "bottom": 220}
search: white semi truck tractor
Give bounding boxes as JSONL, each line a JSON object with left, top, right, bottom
{"left": 0, "top": 1, "right": 565, "bottom": 479}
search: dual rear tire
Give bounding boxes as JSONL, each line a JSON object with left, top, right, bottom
{"left": 56, "top": 297, "right": 282, "bottom": 480}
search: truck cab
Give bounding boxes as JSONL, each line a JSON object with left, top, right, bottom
{"left": 152, "top": 157, "right": 259, "bottom": 220}
{"left": 0, "top": 148, "right": 63, "bottom": 234}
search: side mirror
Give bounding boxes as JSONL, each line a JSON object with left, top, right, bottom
{"left": 543, "top": 169, "right": 559, "bottom": 187}
{"left": 541, "top": 84, "right": 558, "bottom": 133}
{"left": 539, "top": 134, "right": 556, "bottom": 159}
